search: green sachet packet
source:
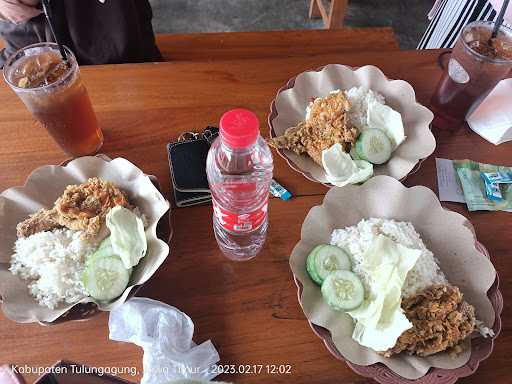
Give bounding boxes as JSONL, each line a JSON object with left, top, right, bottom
{"left": 453, "top": 159, "right": 512, "bottom": 211}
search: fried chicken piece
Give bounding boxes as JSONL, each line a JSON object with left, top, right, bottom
{"left": 16, "top": 208, "right": 61, "bottom": 238}
{"left": 15, "top": 178, "right": 132, "bottom": 240}
{"left": 270, "top": 121, "right": 308, "bottom": 154}
{"left": 269, "top": 91, "right": 358, "bottom": 166}
{"left": 384, "top": 284, "right": 476, "bottom": 357}
{"left": 54, "top": 178, "right": 132, "bottom": 239}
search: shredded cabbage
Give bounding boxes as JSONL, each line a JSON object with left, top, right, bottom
{"left": 322, "top": 143, "right": 373, "bottom": 187}
{"left": 106, "top": 206, "right": 147, "bottom": 269}
{"left": 347, "top": 235, "right": 421, "bottom": 351}
{"left": 367, "top": 100, "right": 406, "bottom": 149}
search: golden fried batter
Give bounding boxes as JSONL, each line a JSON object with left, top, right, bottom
{"left": 16, "top": 178, "right": 132, "bottom": 239}
{"left": 269, "top": 91, "right": 358, "bottom": 165}
{"left": 16, "top": 208, "right": 61, "bottom": 238}
{"left": 55, "top": 178, "right": 132, "bottom": 239}
{"left": 384, "top": 284, "right": 476, "bottom": 357}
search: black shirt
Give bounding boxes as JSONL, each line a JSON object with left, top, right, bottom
{"left": 0, "top": 0, "right": 162, "bottom": 67}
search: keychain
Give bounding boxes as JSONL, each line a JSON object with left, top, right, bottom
{"left": 178, "top": 126, "right": 219, "bottom": 145}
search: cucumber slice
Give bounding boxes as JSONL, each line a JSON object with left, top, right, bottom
{"left": 98, "top": 237, "right": 112, "bottom": 251}
{"left": 87, "top": 237, "right": 113, "bottom": 266}
{"left": 321, "top": 270, "right": 364, "bottom": 311}
{"left": 306, "top": 245, "right": 324, "bottom": 285}
{"left": 355, "top": 128, "right": 392, "bottom": 165}
{"left": 87, "top": 237, "right": 133, "bottom": 274}
{"left": 82, "top": 256, "right": 130, "bottom": 302}
{"left": 306, "top": 244, "right": 351, "bottom": 285}
{"left": 349, "top": 145, "right": 361, "bottom": 160}
{"left": 315, "top": 245, "right": 351, "bottom": 281}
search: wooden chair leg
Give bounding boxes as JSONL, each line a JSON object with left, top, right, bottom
{"left": 309, "top": 0, "right": 322, "bottom": 19}
{"left": 327, "top": 0, "right": 348, "bottom": 29}
{"left": 309, "top": 0, "right": 348, "bottom": 29}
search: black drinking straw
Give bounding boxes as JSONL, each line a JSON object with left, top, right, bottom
{"left": 491, "top": 0, "right": 510, "bottom": 39}
{"left": 41, "top": 0, "right": 70, "bottom": 68}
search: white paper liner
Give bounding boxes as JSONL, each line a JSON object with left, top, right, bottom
{"left": 0, "top": 156, "right": 170, "bottom": 323}
{"left": 270, "top": 65, "right": 436, "bottom": 183}
{"left": 289, "top": 176, "right": 497, "bottom": 379}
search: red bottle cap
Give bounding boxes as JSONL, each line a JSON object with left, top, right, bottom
{"left": 219, "top": 109, "right": 260, "bottom": 148}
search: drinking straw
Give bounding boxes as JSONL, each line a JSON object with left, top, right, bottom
{"left": 41, "top": 0, "right": 70, "bottom": 67}
{"left": 491, "top": 0, "right": 510, "bottom": 39}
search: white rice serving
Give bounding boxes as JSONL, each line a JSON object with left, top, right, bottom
{"left": 331, "top": 218, "right": 447, "bottom": 299}
{"left": 345, "top": 86, "right": 386, "bottom": 131}
{"left": 10, "top": 229, "right": 97, "bottom": 309}
{"left": 306, "top": 87, "right": 386, "bottom": 131}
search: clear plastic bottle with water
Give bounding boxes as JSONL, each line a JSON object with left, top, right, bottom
{"left": 206, "top": 109, "right": 273, "bottom": 260}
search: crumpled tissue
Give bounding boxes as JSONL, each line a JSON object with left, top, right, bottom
{"left": 109, "top": 297, "right": 220, "bottom": 384}
{"left": 467, "top": 79, "right": 512, "bottom": 145}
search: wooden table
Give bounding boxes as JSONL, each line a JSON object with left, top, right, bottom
{"left": 0, "top": 49, "right": 510, "bottom": 384}
{"left": 155, "top": 28, "right": 398, "bottom": 61}
{"left": 1, "top": 28, "right": 399, "bottom": 61}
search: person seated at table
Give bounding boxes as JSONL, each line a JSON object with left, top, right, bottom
{"left": 0, "top": 0, "right": 162, "bottom": 67}
{"left": 418, "top": 0, "right": 511, "bottom": 48}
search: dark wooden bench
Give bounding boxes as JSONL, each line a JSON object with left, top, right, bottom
{"left": 1, "top": 28, "right": 399, "bottom": 62}
{"left": 155, "top": 28, "right": 399, "bottom": 61}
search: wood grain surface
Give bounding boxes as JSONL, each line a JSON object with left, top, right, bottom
{"left": 0, "top": 28, "right": 399, "bottom": 63}
{"left": 0, "top": 49, "right": 510, "bottom": 384}
{"left": 155, "top": 28, "right": 399, "bottom": 61}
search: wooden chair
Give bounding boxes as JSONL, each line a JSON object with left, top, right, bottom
{"left": 309, "top": 0, "right": 349, "bottom": 29}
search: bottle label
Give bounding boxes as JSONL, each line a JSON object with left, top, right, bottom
{"left": 212, "top": 197, "right": 268, "bottom": 233}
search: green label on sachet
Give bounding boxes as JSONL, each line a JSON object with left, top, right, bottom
{"left": 453, "top": 159, "right": 512, "bottom": 211}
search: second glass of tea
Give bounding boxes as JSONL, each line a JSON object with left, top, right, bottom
{"left": 3, "top": 42, "right": 103, "bottom": 157}
{"left": 430, "top": 21, "right": 512, "bottom": 131}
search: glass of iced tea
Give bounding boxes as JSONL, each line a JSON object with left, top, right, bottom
{"left": 431, "top": 21, "right": 512, "bottom": 130}
{"left": 3, "top": 42, "right": 103, "bottom": 157}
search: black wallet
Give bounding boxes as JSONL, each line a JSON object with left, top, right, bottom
{"left": 167, "top": 127, "right": 219, "bottom": 207}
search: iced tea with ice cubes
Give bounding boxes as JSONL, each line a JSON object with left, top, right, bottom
{"left": 430, "top": 21, "right": 512, "bottom": 130}
{"left": 3, "top": 43, "right": 103, "bottom": 157}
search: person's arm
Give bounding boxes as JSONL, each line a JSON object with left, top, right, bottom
{"left": 0, "top": 0, "right": 41, "bottom": 24}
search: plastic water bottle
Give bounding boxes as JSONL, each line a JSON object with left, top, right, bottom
{"left": 206, "top": 109, "right": 273, "bottom": 260}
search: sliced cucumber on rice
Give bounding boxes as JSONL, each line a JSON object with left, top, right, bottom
{"left": 349, "top": 145, "right": 361, "bottom": 160}
{"left": 87, "top": 237, "right": 113, "bottom": 266}
{"left": 306, "top": 245, "right": 324, "bottom": 285}
{"left": 82, "top": 256, "right": 131, "bottom": 302}
{"left": 315, "top": 245, "right": 351, "bottom": 281}
{"left": 87, "top": 236, "right": 132, "bottom": 274}
{"left": 306, "top": 244, "right": 351, "bottom": 285}
{"left": 355, "top": 128, "right": 392, "bottom": 165}
{"left": 321, "top": 270, "right": 364, "bottom": 311}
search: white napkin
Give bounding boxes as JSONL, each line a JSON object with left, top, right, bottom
{"left": 109, "top": 298, "right": 220, "bottom": 384}
{"left": 0, "top": 365, "right": 22, "bottom": 384}
{"left": 467, "top": 79, "right": 512, "bottom": 145}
